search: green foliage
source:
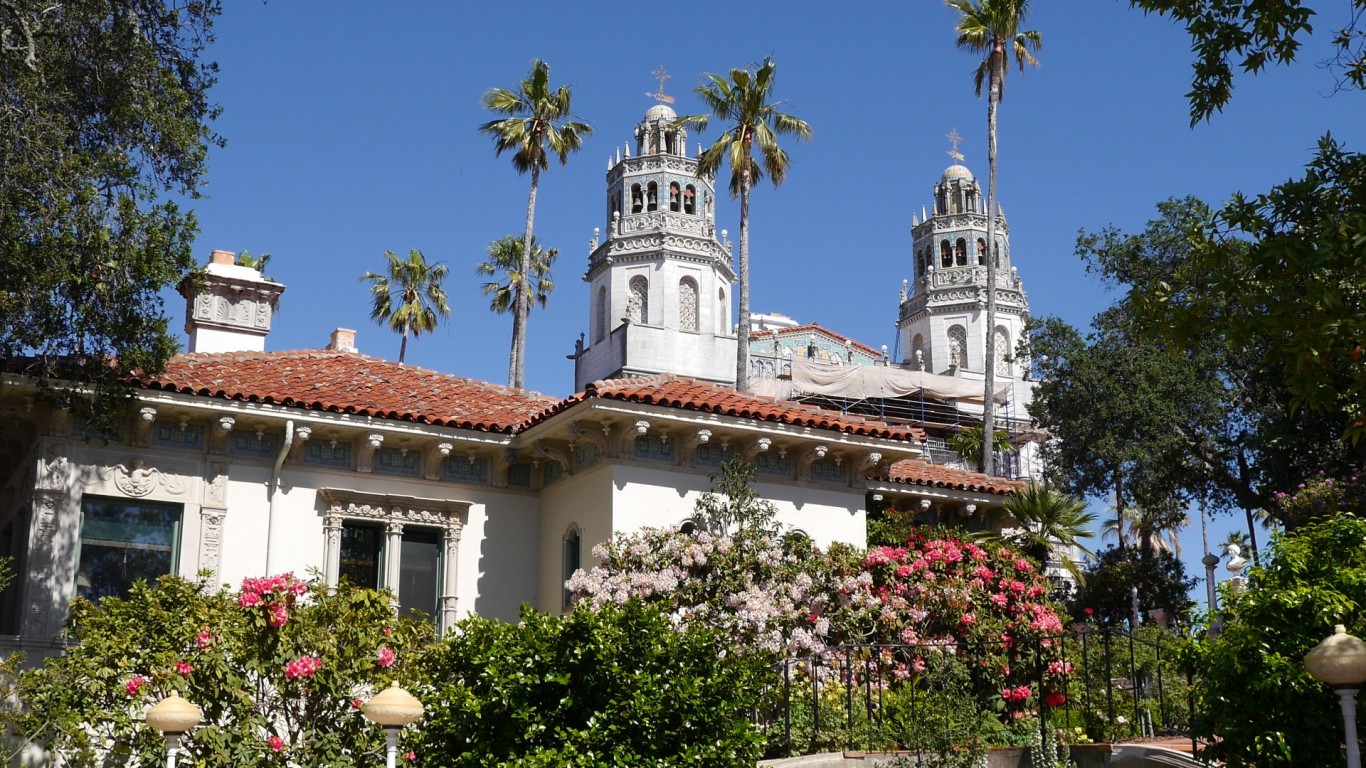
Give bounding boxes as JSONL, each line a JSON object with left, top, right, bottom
{"left": 1000, "top": 482, "right": 1097, "bottom": 580}
{"left": 693, "top": 454, "right": 779, "bottom": 534}
{"left": 1061, "top": 625, "right": 1192, "bottom": 744}
{"left": 361, "top": 248, "right": 451, "bottom": 364}
{"left": 14, "top": 573, "right": 431, "bottom": 766}
{"left": 480, "top": 59, "right": 591, "bottom": 390}
{"left": 0, "top": 0, "right": 223, "bottom": 436}
{"left": 948, "top": 425, "right": 1013, "bottom": 473}
{"left": 234, "top": 250, "right": 274, "bottom": 281}
{"left": 946, "top": 0, "right": 1044, "bottom": 100}
{"left": 1129, "top": 0, "right": 1360, "bottom": 124}
{"left": 1187, "top": 515, "right": 1366, "bottom": 765}
{"left": 413, "top": 601, "right": 768, "bottom": 768}
{"left": 477, "top": 235, "right": 557, "bottom": 315}
{"left": 1070, "top": 546, "right": 1195, "bottom": 628}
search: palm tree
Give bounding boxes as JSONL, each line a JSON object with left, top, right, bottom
{"left": 947, "top": 424, "right": 1013, "bottom": 473}
{"left": 361, "top": 249, "right": 450, "bottom": 364}
{"left": 1102, "top": 505, "right": 1184, "bottom": 557}
{"left": 947, "top": 0, "right": 1041, "bottom": 476}
{"left": 1002, "top": 482, "right": 1096, "bottom": 581}
{"left": 677, "top": 58, "right": 811, "bottom": 392}
{"left": 480, "top": 60, "right": 591, "bottom": 390}
{"left": 477, "top": 235, "right": 557, "bottom": 316}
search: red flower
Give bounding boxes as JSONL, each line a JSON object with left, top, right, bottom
{"left": 352, "top": 698, "right": 364, "bottom": 709}
{"left": 1044, "top": 691, "right": 1067, "bottom": 708}
{"left": 1084, "top": 607, "right": 1094, "bottom": 617}
{"left": 174, "top": 660, "right": 193, "bottom": 676}
{"left": 124, "top": 675, "right": 145, "bottom": 698}
{"left": 267, "top": 735, "right": 284, "bottom": 752}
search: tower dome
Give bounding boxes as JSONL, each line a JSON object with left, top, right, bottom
{"left": 645, "top": 103, "right": 676, "bottom": 121}
{"left": 942, "top": 163, "right": 973, "bottom": 181}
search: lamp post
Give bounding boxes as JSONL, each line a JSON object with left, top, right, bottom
{"left": 364, "top": 682, "right": 424, "bottom": 768}
{"left": 1305, "top": 625, "right": 1366, "bottom": 768}
{"left": 145, "top": 694, "right": 202, "bottom": 768}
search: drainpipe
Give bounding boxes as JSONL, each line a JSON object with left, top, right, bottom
{"left": 265, "top": 420, "right": 295, "bottom": 575}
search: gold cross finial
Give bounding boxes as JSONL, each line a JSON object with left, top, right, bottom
{"left": 946, "top": 128, "right": 965, "bottom": 163}
{"left": 646, "top": 66, "right": 675, "bottom": 104}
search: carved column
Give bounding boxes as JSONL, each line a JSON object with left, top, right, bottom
{"left": 440, "top": 519, "right": 464, "bottom": 635}
{"left": 197, "top": 462, "right": 228, "bottom": 582}
{"left": 210, "top": 415, "right": 235, "bottom": 454}
{"left": 384, "top": 518, "right": 404, "bottom": 596}
{"left": 358, "top": 434, "right": 383, "bottom": 473}
{"left": 22, "top": 490, "right": 62, "bottom": 638}
{"left": 322, "top": 513, "right": 344, "bottom": 587}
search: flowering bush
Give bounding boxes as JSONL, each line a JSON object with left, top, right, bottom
{"left": 860, "top": 528, "right": 1071, "bottom": 716}
{"left": 1275, "top": 469, "right": 1365, "bottom": 528}
{"left": 14, "top": 574, "right": 432, "bottom": 766}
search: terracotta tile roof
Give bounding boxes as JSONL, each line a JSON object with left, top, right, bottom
{"left": 140, "top": 350, "right": 556, "bottom": 433}
{"left": 750, "top": 323, "right": 883, "bottom": 358}
{"left": 529, "top": 375, "right": 925, "bottom": 441}
{"left": 885, "top": 459, "right": 1023, "bottom": 496}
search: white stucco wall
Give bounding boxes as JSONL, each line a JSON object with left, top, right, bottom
{"left": 536, "top": 462, "right": 614, "bottom": 612}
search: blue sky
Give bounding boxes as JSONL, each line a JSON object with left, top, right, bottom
{"left": 174, "top": 2, "right": 1362, "bottom": 592}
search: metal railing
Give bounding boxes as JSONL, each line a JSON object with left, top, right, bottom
{"left": 759, "top": 626, "right": 1196, "bottom": 760}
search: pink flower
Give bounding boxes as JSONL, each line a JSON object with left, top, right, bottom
{"left": 284, "top": 655, "right": 322, "bottom": 680}
{"left": 238, "top": 591, "right": 261, "bottom": 608}
{"left": 268, "top": 603, "right": 290, "bottom": 628}
{"left": 196, "top": 627, "right": 213, "bottom": 648}
{"left": 124, "top": 675, "right": 145, "bottom": 698}
{"left": 405, "top": 750, "right": 416, "bottom": 761}
{"left": 383, "top": 627, "right": 394, "bottom": 636}
{"left": 1047, "top": 660, "right": 1074, "bottom": 677}
{"left": 267, "top": 735, "right": 284, "bottom": 752}
{"left": 377, "top": 647, "right": 397, "bottom": 669}
{"left": 174, "top": 660, "right": 193, "bottom": 676}
{"left": 352, "top": 698, "right": 364, "bottom": 709}
{"left": 1015, "top": 558, "right": 1034, "bottom": 572}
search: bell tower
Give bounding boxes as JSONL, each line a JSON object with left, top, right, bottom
{"left": 572, "top": 72, "right": 737, "bottom": 390}
{"left": 897, "top": 132, "right": 1030, "bottom": 380}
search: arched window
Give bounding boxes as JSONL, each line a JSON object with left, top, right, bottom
{"left": 940, "top": 240, "right": 952, "bottom": 268}
{"left": 669, "top": 182, "right": 681, "bottom": 212}
{"left": 995, "top": 241, "right": 1003, "bottom": 269}
{"left": 977, "top": 238, "right": 987, "bottom": 265}
{"left": 594, "top": 286, "right": 607, "bottom": 343}
{"left": 994, "top": 326, "right": 1011, "bottom": 377}
{"left": 628, "top": 276, "right": 648, "bottom": 325}
{"left": 955, "top": 238, "right": 968, "bottom": 266}
{"left": 646, "top": 182, "right": 658, "bottom": 212}
{"left": 912, "top": 333, "right": 925, "bottom": 367}
{"left": 947, "top": 325, "right": 968, "bottom": 369}
{"left": 684, "top": 185, "right": 696, "bottom": 214}
{"left": 718, "top": 288, "right": 727, "bottom": 334}
{"left": 967, "top": 188, "right": 977, "bottom": 212}
{"left": 679, "top": 277, "right": 699, "bottom": 331}
{"left": 631, "top": 184, "right": 643, "bottom": 214}
{"left": 562, "top": 525, "right": 581, "bottom": 610}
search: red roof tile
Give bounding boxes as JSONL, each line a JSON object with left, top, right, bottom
{"left": 750, "top": 323, "right": 883, "bottom": 358}
{"left": 529, "top": 375, "right": 925, "bottom": 441}
{"left": 141, "top": 350, "right": 556, "bottom": 433}
{"left": 885, "top": 459, "right": 1023, "bottom": 496}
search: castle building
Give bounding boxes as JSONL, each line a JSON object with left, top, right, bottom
{"left": 571, "top": 103, "right": 738, "bottom": 390}
{"left": 0, "top": 110, "right": 1031, "bottom": 657}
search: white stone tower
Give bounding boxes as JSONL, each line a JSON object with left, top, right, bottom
{"left": 897, "top": 148, "right": 1030, "bottom": 382}
{"left": 571, "top": 92, "right": 737, "bottom": 390}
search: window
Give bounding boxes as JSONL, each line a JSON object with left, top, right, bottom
{"left": 679, "top": 277, "right": 699, "bottom": 331}
{"left": 628, "top": 276, "right": 648, "bottom": 325}
{"left": 647, "top": 182, "right": 658, "bottom": 212}
{"left": 562, "top": 527, "right": 581, "bottom": 610}
{"left": 595, "top": 286, "right": 608, "bottom": 343}
{"left": 77, "top": 497, "right": 180, "bottom": 602}
{"left": 631, "top": 184, "right": 643, "bottom": 213}
{"left": 994, "top": 326, "right": 1011, "bottom": 377}
{"left": 955, "top": 238, "right": 967, "bottom": 266}
{"left": 338, "top": 522, "right": 442, "bottom": 620}
{"left": 684, "top": 184, "right": 696, "bottom": 214}
{"left": 977, "top": 238, "right": 987, "bottom": 265}
{"left": 320, "top": 490, "right": 465, "bottom": 634}
{"left": 940, "top": 240, "right": 952, "bottom": 268}
{"left": 669, "top": 182, "right": 681, "bottom": 212}
{"left": 947, "top": 324, "right": 968, "bottom": 368}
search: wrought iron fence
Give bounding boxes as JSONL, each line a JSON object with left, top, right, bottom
{"left": 759, "top": 626, "right": 1196, "bottom": 760}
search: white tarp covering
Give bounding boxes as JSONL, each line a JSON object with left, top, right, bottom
{"left": 789, "top": 357, "right": 1010, "bottom": 404}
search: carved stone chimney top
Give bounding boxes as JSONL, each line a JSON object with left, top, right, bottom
{"left": 327, "top": 328, "right": 357, "bottom": 354}
{"left": 178, "top": 250, "right": 286, "bottom": 354}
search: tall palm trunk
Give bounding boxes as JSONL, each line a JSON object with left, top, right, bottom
{"left": 736, "top": 158, "right": 752, "bottom": 392}
{"left": 1114, "top": 470, "right": 1127, "bottom": 555}
{"left": 399, "top": 320, "right": 410, "bottom": 364}
{"left": 981, "top": 47, "right": 1002, "bottom": 476}
{"left": 511, "top": 164, "right": 540, "bottom": 389}
{"left": 1243, "top": 505, "right": 1260, "bottom": 565}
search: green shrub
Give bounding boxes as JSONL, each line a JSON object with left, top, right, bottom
{"left": 413, "top": 601, "right": 768, "bottom": 767}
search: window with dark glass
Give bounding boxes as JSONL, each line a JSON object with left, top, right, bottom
{"left": 398, "top": 528, "right": 441, "bottom": 619}
{"left": 562, "top": 529, "right": 581, "bottom": 609}
{"left": 76, "top": 497, "right": 180, "bottom": 602}
{"left": 339, "top": 523, "right": 383, "bottom": 589}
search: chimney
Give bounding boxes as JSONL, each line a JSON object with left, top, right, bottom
{"left": 327, "top": 328, "right": 357, "bottom": 353}
{"left": 177, "top": 249, "right": 286, "bottom": 354}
